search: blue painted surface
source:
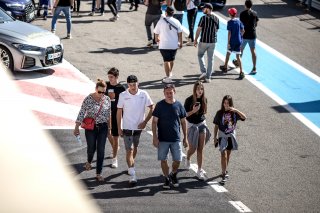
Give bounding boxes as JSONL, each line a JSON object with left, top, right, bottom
{"left": 180, "top": 11, "right": 320, "bottom": 127}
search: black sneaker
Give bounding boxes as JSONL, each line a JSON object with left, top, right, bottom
{"left": 232, "top": 59, "right": 239, "bottom": 67}
{"left": 129, "top": 4, "right": 134, "bottom": 10}
{"left": 239, "top": 72, "right": 245, "bottom": 80}
{"left": 219, "top": 65, "right": 228, "bottom": 73}
{"left": 163, "top": 177, "right": 171, "bottom": 189}
{"left": 219, "top": 175, "right": 227, "bottom": 185}
{"left": 169, "top": 172, "right": 179, "bottom": 187}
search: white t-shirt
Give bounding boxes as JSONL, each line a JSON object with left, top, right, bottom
{"left": 154, "top": 16, "right": 183, "bottom": 49}
{"left": 117, "top": 89, "right": 153, "bottom": 130}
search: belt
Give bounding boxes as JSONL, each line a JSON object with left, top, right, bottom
{"left": 123, "top": 129, "right": 142, "bottom": 136}
{"left": 95, "top": 122, "right": 107, "bottom": 127}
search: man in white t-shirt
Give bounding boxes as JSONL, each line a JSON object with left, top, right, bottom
{"left": 154, "top": 6, "right": 183, "bottom": 83}
{"left": 117, "top": 75, "right": 154, "bottom": 185}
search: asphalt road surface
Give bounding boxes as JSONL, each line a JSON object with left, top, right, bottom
{"left": 25, "top": 0, "right": 320, "bottom": 212}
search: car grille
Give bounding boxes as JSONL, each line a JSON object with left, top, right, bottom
{"left": 22, "top": 56, "right": 35, "bottom": 69}
{"left": 42, "top": 45, "right": 63, "bottom": 66}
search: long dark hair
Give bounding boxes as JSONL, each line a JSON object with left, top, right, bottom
{"left": 192, "top": 81, "right": 207, "bottom": 114}
{"left": 221, "top": 95, "right": 234, "bottom": 112}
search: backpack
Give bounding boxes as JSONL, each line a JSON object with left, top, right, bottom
{"left": 192, "top": 0, "right": 201, "bottom": 7}
{"left": 173, "top": 0, "right": 187, "bottom": 11}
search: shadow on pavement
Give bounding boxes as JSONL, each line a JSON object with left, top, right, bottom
{"left": 272, "top": 100, "right": 320, "bottom": 113}
{"left": 89, "top": 46, "right": 157, "bottom": 55}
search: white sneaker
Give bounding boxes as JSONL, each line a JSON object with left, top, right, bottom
{"left": 197, "top": 169, "right": 205, "bottom": 181}
{"left": 199, "top": 73, "right": 206, "bottom": 79}
{"left": 89, "top": 12, "right": 95, "bottom": 16}
{"left": 147, "top": 40, "right": 153, "bottom": 47}
{"left": 185, "top": 159, "right": 191, "bottom": 170}
{"left": 162, "top": 77, "right": 172, "bottom": 83}
{"left": 128, "top": 167, "right": 137, "bottom": 183}
{"left": 111, "top": 158, "right": 118, "bottom": 168}
{"left": 129, "top": 173, "right": 137, "bottom": 183}
{"left": 204, "top": 78, "right": 211, "bottom": 83}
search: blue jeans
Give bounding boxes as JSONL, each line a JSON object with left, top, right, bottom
{"left": 198, "top": 42, "right": 216, "bottom": 79}
{"left": 85, "top": 123, "right": 108, "bottom": 175}
{"left": 51, "top": 6, "right": 72, "bottom": 34}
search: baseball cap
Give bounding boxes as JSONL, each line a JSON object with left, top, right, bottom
{"left": 166, "top": 6, "right": 174, "bottom": 13}
{"left": 202, "top": 3, "right": 213, "bottom": 10}
{"left": 228, "top": 8, "right": 237, "bottom": 16}
{"left": 127, "top": 75, "right": 138, "bottom": 83}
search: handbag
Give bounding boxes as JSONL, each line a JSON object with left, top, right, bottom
{"left": 81, "top": 97, "right": 104, "bottom": 130}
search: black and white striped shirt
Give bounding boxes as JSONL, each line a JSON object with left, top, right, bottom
{"left": 198, "top": 14, "right": 219, "bottom": 43}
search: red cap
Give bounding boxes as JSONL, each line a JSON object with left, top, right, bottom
{"left": 228, "top": 8, "right": 237, "bottom": 16}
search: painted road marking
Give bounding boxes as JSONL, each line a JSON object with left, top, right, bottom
{"left": 208, "top": 181, "right": 228, "bottom": 193}
{"left": 14, "top": 60, "right": 94, "bottom": 129}
{"left": 229, "top": 201, "right": 253, "bottom": 213}
{"left": 181, "top": 11, "right": 320, "bottom": 137}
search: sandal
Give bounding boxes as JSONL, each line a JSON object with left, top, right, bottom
{"left": 84, "top": 162, "right": 92, "bottom": 171}
{"left": 96, "top": 175, "right": 104, "bottom": 182}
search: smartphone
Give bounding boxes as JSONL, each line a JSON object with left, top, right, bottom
{"left": 195, "top": 102, "right": 200, "bottom": 106}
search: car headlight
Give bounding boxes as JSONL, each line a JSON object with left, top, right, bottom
{"left": 12, "top": 43, "right": 41, "bottom": 51}
{"left": 5, "top": 3, "right": 25, "bottom": 10}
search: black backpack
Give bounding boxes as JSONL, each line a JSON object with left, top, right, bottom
{"left": 173, "top": 0, "right": 187, "bottom": 11}
{"left": 192, "top": 0, "right": 201, "bottom": 7}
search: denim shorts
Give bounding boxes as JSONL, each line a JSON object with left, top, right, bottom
{"left": 188, "top": 124, "right": 206, "bottom": 148}
{"left": 242, "top": 39, "right": 256, "bottom": 49}
{"left": 123, "top": 130, "right": 142, "bottom": 150}
{"left": 158, "top": 141, "right": 182, "bottom": 161}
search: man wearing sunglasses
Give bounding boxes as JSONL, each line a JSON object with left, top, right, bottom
{"left": 117, "top": 75, "right": 154, "bottom": 185}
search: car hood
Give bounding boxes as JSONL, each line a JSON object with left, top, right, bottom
{"left": 0, "top": 20, "right": 60, "bottom": 47}
{"left": 0, "top": 0, "right": 32, "bottom": 4}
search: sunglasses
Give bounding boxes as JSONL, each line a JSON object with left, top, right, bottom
{"left": 164, "top": 84, "right": 175, "bottom": 89}
{"left": 97, "top": 91, "right": 105, "bottom": 94}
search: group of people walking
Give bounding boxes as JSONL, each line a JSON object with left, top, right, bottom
{"left": 147, "top": 0, "right": 259, "bottom": 83}
{"left": 74, "top": 67, "right": 246, "bottom": 188}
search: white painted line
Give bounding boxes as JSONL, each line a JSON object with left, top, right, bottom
{"left": 229, "top": 201, "right": 252, "bottom": 213}
{"left": 208, "top": 181, "right": 228, "bottom": 193}
{"left": 182, "top": 17, "right": 320, "bottom": 137}
{"left": 18, "top": 75, "right": 93, "bottom": 96}
{"left": 20, "top": 94, "right": 80, "bottom": 120}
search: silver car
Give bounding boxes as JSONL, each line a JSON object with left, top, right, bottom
{"left": 0, "top": 8, "right": 63, "bottom": 71}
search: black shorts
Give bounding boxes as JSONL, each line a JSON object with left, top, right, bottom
{"left": 111, "top": 111, "right": 119, "bottom": 137}
{"left": 160, "top": 49, "right": 177, "bottom": 62}
{"left": 219, "top": 137, "right": 233, "bottom": 150}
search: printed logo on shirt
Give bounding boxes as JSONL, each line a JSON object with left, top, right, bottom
{"left": 108, "top": 89, "right": 115, "bottom": 101}
{"left": 223, "top": 112, "right": 236, "bottom": 134}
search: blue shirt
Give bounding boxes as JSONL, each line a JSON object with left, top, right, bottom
{"left": 153, "top": 99, "right": 186, "bottom": 142}
{"left": 227, "top": 18, "right": 244, "bottom": 46}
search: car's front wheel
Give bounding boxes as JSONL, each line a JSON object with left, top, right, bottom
{"left": 0, "top": 45, "right": 14, "bottom": 71}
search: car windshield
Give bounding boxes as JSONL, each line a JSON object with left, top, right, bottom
{"left": 0, "top": 8, "right": 14, "bottom": 23}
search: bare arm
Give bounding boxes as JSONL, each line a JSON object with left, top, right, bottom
{"left": 227, "top": 30, "right": 231, "bottom": 48}
{"left": 178, "top": 32, "right": 183, "bottom": 49}
{"left": 213, "top": 125, "right": 219, "bottom": 146}
{"left": 117, "top": 108, "right": 123, "bottom": 137}
{"left": 138, "top": 105, "right": 154, "bottom": 129}
{"left": 180, "top": 118, "right": 188, "bottom": 148}
{"left": 152, "top": 116, "right": 159, "bottom": 148}
{"left": 193, "top": 27, "right": 202, "bottom": 47}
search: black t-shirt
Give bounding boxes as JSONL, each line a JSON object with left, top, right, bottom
{"left": 198, "top": 14, "right": 219, "bottom": 43}
{"left": 184, "top": 95, "right": 206, "bottom": 124}
{"left": 57, "top": 0, "right": 72, "bottom": 7}
{"left": 240, "top": 9, "right": 259, "bottom": 39}
{"left": 213, "top": 110, "right": 244, "bottom": 134}
{"left": 146, "top": 0, "right": 164, "bottom": 15}
{"left": 105, "top": 82, "right": 126, "bottom": 114}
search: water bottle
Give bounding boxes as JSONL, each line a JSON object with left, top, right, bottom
{"left": 76, "top": 135, "right": 82, "bottom": 146}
